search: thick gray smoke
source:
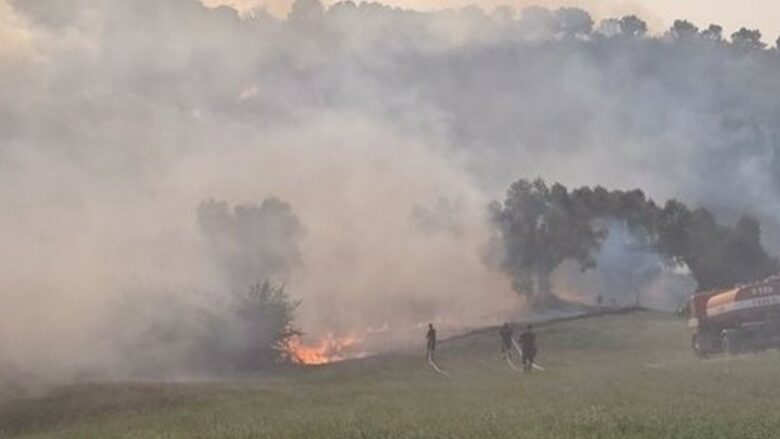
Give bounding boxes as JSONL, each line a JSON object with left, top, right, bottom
{"left": 2, "top": 0, "right": 780, "bottom": 390}
{"left": 411, "top": 197, "right": 464, "bottom": 237}
{"left": 197, "top": 197, "right": 304, "bottom": 288}
{"left": 553, "top": 222, "right": 696, "bottom": 310}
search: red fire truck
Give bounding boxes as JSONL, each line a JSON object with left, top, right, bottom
{"left": 687, "top": 275, "right": 780, "bottom": 357}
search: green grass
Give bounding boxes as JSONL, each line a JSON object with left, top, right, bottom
{"left": 4, "top": 310, "right": 780, "bottom": 438}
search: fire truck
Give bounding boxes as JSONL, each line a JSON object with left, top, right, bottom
{"left": 687, "top": 275, "right": 780, "bottom": 357}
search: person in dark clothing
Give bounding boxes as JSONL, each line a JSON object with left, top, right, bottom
{"left": 499, "top": 323, "right": 514, "bottom": 356}
{"left": 519, "top": 324, "right": 537, "bottom": 372}
{"left": 426, "top": 323, "right": 437, "bottom": 362}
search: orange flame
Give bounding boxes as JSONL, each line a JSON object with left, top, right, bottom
{"left": 287, "top": 333, "right": 364, "bottom": 365}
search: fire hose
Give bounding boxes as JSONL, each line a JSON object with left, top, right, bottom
{"left": 427, "top": 356, "right": 450, "bottom": 376}
{"left": 504, "top": 352, "right": 523, "bottom": 372}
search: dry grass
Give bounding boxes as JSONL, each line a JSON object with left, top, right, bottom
{"left": 4, "top": 311, "right": 780, "bottom": 438}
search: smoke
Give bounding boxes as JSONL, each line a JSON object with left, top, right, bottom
{"left": 553, "top": 222, "right": 696, "bottom": 310}
{"left": 411, "top": 197, "right": 464, "bottom": 236}
{"left": 2, "top": 0, "right": 780, "bottom": 389}
{"left": 197, "top": 197, "right": 304, "bottom": 288}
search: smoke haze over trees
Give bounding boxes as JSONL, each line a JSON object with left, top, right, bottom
{"left": 114, "top": 281, "right": 300, "bottom": 376}
{"left": 197, "top": 198, "right": 304, "bottom": 288}
{"left": 3, "top": 0, "right": 780, "bottom": 387}
{"left": 106, "top": 197, "right": 305, "bottom": 377}
{"left": 487, "top": 179, "right": 778, "bottom": 308}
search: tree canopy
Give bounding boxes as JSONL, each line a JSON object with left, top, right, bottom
{"left": 488, "top": 179, "right": 778, "bottom": 308}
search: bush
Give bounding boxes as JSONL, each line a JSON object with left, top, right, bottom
{"left": 115, "top": 281, "right": 301, "bottom": 376}
{"left": 230, "top": 281, "right": 301, "bottom": 370}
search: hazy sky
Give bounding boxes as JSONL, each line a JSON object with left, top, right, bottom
{"left": 205, "top": 0, "right": 780, "bottom": 40}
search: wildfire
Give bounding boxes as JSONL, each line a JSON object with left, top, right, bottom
{"left": 287, "top": 333, "right": 364, "bottom": 365}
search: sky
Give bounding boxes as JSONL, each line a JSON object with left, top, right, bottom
{"left": 204, "top": 0, "right": 780, "bottom": 40}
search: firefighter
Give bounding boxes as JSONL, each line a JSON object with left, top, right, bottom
{"left": 499, "top": 323, "right": 514, "bottom": 356}
{"left": 425, "top": 323, "right": 437, "bottom": 362}
{"left": 519, "top": 324, "right": 537, "bottom": 372}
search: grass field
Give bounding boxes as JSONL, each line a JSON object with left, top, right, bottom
{"left": 4, "top": 310, "right": 780, "bottom": 438}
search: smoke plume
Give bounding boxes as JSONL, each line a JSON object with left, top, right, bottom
{"left": 2, "top": 0, "right": 780, "bottom": 389}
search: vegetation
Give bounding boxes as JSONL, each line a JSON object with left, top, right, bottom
{"left": 229, "top": 281, "right": 302, "bottom": 369}
{"left": 197, "top": 198, "right": 304, "bottom": 289}
{"left": 115, "top": 281, "right": 301, "bottom": 375}
{"left": 5, "top": 311, "right": 780, "bottom": 438}
{"left": 488, "top": 179, "right": 778, "bottom": 306}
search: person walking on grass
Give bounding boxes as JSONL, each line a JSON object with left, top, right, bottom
{"left": 426, "top": 323, "right": 437, "bottom": 362}
{"left": 499, "top": 323, "right": 514, "bottom": 357}
{"left": 519, "top": 324, "right": 537, "bottom": 372}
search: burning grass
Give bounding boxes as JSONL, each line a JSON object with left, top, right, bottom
{"left": 6, "top": 311, "right": 780, "bottom": 438}
{"left": 286, "top": 333, "right": 366, "bottom": 365}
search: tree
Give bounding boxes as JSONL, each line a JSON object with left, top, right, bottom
{"left": 197, "top": 197, "right": 304, "bottom": 289}
{"left": 554, "top": 7, "right": 593, "bottom": 39}
{"left": 701, "top": 24, "right": 723, "bottom": 41}
{"left": 487, "top": 179, "right": 605, "bottom": 307}
{"left": 669, "top": 19, "right": 699, "bottom": 40}
{"left": 232, "top": 281, "right": 302, "bottom": 368}
{"left": 651, "top": 204, "right": 777, "bottom": 291}
{"left": 596, "top": 18, "right": 621, "bottom": 37}
{"left": 654, "top": 200, "right": 692, "bottom": 264}
{"left": 619, "top": 15, "right": 647, "bottom": 38}
{"left": 731, "top": 27, "right": 766, "bottom": 50}
{"left": 288, "top": 0, "right": 325, "bottom": 27}
{"left": 328, "top": 0, "right": 358, "bottom": 20}
{"left": 115, "top": 281, "right": 302, "bottom": 374}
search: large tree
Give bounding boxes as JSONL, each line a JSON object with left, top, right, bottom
{"left": 488, "top": 179, "right": 605, "bottom": 307}
{"left": 619, "top": 15, "right": 647, "bottom": 38}
{"left": 197, "top": 197, "right": 304, "bottom": 288}
{"left": 669, "top": 19, "right": 699, "bottom": 40}
{"left": 701, "top": 24, "right": 723, "bottom": 41}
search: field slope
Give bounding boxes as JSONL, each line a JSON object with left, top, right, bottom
{"left": 4, "top": 310, "right": 780, "bottom": 438}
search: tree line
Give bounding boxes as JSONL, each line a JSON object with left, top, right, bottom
{"left": 288, "top": 0, "right": 780, "bottom": 51}
{"left": 487, "top": 178, "right": 779, "bottom": 308}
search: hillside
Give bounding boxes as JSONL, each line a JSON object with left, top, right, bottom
{"left": 4, "top": 310, "right": 780, "bottom": 438}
